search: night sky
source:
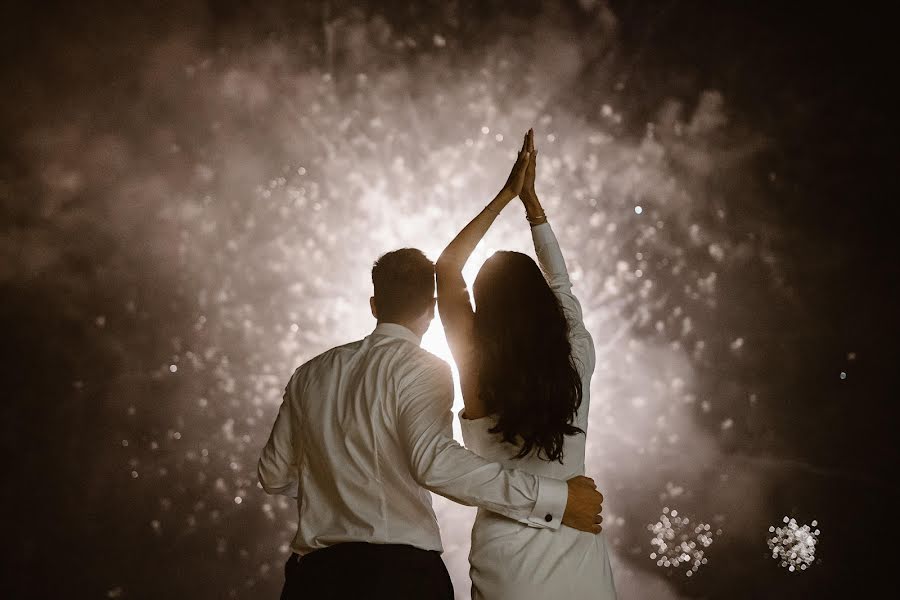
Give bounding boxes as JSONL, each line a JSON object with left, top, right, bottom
{"left": 2, "top": 1, "right": 897, "bottom": 598}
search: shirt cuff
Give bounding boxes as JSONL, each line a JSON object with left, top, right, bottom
{"left": 526, "top": 475, "right": 568, "bottom": 530}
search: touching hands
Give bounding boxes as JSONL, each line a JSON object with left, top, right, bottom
{"left": 562, "top": 475, "right": 604, "bottom": 534}
{"left": 499, "top": 131, "right": 533, "bottom": 200}
{"left": 521, "top": 128, "right": 538, "bottom": 204}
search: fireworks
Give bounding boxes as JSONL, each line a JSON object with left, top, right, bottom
{"left": 5, "top": 2, "right": 811, "bottom": 596}
{"left": 768, "top": 517, "right": 819, "bottom": 572}
{"left": 647, "top": 507, "right": 719, "bottom": 577}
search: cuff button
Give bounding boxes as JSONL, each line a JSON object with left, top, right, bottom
{"left": 544, "top": 514, "right": 553, "bottom": 522}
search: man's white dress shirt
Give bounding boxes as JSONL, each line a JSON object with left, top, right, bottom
{"left": 258, "top": 322, "right": 569, "bottom": 555}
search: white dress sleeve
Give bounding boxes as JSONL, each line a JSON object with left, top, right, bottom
{"left": 458, "top": 221, "right": 596, "bottom": 457}
{"left": 530, "top": 221, "right": 596, "bottom": 379}
{"left": 458, "top": 409, "right": 508, "bottom": 461}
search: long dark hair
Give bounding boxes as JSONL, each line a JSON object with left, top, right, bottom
{"left": 472, "top": 251, "right": 584, "bottom": 463}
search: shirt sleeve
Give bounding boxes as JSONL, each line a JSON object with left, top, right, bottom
{"left": 531, "top": 221, "right": 596, "bottom": 377}
{"left": 397, "top": 360, "right": 568, "bottom": 529}
{"left": 257, "top": 370, "right": 301, "bottom": 498}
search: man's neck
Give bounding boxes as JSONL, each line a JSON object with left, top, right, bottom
{"left": 378, "top": 320, "right": 419, "bottom": 334}
{"left": 375, "top": 321, "right": 424, "bottom": 344}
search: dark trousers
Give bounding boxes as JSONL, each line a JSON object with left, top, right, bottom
{"left": 280, "top": 542, "right": 454, "bottom": 600}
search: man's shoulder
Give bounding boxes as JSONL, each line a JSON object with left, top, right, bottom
{"left": 363, "top": 335, "right": 448, "bottom": 381}
{"left": 297, "top": 339, "right": 365, "bottom": 373}
{"left": 298, "top": 335, "right": 450, "bottom": 380}
{"left": 399, "top": 346, "right": 452, "bottom": 381}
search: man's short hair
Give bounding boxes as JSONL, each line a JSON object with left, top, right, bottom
{"left": 372, "top": 248, "right": 435, "bottom": 323}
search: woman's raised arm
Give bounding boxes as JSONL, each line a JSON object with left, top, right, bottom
{"left": 436, "top": 133, "right": 532, "bottom": 275}
{"left": 520, "top": 130, "right": 596, "bottom": 375}
{"left": 435, "top": 132, "right": 532, "bottom": 418}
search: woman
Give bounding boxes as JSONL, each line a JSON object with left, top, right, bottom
{"left": 435, "top": 129, "right": 617, "bottom": 599}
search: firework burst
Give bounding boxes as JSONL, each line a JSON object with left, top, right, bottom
{"left": 768, "top": 517, "right": 819, "bottom": 572}
{"left": 647, "top": 506, "right": 720, "bottom": 577}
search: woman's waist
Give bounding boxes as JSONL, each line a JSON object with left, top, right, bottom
{"left": 494, "top": 458, "right": 585, "bottom": 480}
{"left": 471, "top": 509, "right": 608, "bottom": 557}
{"left": 471, "top": 509, "right": 548, "bottom": 544}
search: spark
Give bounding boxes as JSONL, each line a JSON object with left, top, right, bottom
{"left": 19, "top": 7, "right": 799, "bottom": 595}
{"left": 647, "top": 507, "right": 719, "bottom": 576}
{"left": 768, "top": 517, "right": 820, "bottom": 572}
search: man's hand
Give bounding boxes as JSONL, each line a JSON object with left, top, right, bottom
{"left": 562, "top": 476, "right": 604, "bottom": 534}
{"left": 499, "top": 131, "right": 532, "bottom": 199}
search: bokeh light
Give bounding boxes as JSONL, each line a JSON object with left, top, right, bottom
{"left": 647, "top": 507, "right": 720, "bottom": 577}
{"left": 4, "top": 2, "right": 892, "bottom": 598}
{"left": 768, "top": 517, "right": 820, "bottom": 573}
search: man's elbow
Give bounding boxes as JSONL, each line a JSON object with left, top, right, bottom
{"left": 257, "top": 460, "right": 284, "bottom": 495}
{"left": 259, "top": 463, "right": 300, "bottom": 498}
{"left": 257, "top": 462, "right": 274, "bottom": 495}
{"left": 259, "top": 478, "right": 299, "bottom": 498}
{"left": 259, "top": 478, "right": 279, "bottom": 496}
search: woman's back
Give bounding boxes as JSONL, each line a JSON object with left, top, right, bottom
{"left": 457, "top": 222, "right": 616, "bottom": 600}
{"left": 434, "top": 130, "right": 614, "bottom": 598}
{"left": 458, "top": 313, "right": 592, "bottom": 481}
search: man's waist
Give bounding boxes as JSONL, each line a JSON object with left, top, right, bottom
{"left": 292, "top": 531, "right": 443, "bottom": 557}
{"left": 291, "top": 540, "right": 442, "bottom": 562}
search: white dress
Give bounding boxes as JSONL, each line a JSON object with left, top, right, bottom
{"left": 458, "top": 222, "right": 618, "bottom": 600}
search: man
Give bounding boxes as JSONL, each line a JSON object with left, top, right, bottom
{"left": 258, "top": 248, "right": 604, "bottom": 599}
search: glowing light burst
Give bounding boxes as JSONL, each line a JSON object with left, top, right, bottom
{"left": 768, "top": 517, "right": 820, "bottom": 572}
{"left": 420, "top": 318, "right": 454, "bottom": 365}
{"left": 155, "top": 65, "right": 750, "bottom": 593}
{"left": 47, "top": 14, "right": 787, "bottom": 596}
{"left": 647, "top": 507, "right": 720, "bottom": 576}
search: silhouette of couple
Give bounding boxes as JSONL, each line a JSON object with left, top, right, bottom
{"left": 259, "top": 129, "right": 617, "bottom": 599}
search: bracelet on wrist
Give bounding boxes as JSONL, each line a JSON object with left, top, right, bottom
{"left": 526, "top": 211, "right": 548, "bottom": 225}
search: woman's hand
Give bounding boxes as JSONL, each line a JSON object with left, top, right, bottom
{"left": 519, "top": 128, "right": 546, "bottom": 224}
{"left": 521, "top": 128, "right": 538, "bottom": 204}
{"left": 499, "top": 131, "right": 532, "bottom": 200}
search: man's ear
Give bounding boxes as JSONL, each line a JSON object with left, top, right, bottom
{"left": 370, "top": 296, "right": 378, "bottom": 319}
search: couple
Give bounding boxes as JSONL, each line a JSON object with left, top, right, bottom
{"left": 258, "top": 129, "right": 617, "bottom": 599}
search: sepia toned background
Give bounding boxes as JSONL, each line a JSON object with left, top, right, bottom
{"left": 2, "top": 1, "right": 895, "bottom": 598}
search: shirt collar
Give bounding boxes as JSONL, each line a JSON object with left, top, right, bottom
{"left": 372, "top": 322, "right": 423, "bottom": 346}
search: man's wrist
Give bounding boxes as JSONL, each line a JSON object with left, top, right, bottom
{"left": 528, "top": 475, "right": 567, "bottom": 529}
